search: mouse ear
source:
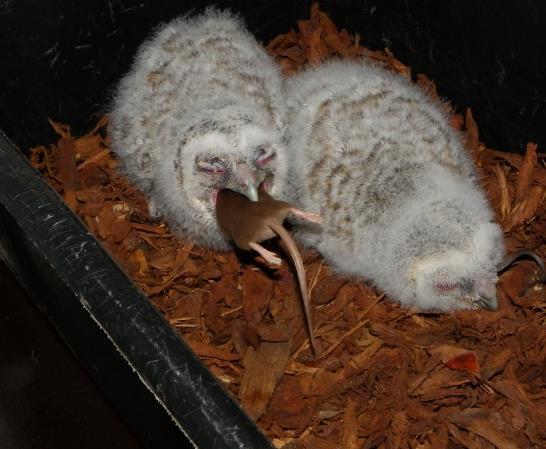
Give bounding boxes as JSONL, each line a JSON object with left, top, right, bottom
{"left": 195, "top": 156, "right": 226, "bottom": 174}
{"left": 254, "top": 146, "right": 276, "bottom": 166}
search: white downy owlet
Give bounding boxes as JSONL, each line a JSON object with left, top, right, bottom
{"left": 109, "top": 8, "right": 288, "bottom": 250}
{"left": 286, "top": 59, "right": 505, "bottom": 311}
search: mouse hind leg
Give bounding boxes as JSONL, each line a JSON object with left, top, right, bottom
{"left": 249, "top": 242, "right": 282, "bottom": 267}
{"left": 289, "top": 208, "right": 322, "bottom": 224}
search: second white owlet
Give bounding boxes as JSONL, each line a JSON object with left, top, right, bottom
{"left": 286, "top": 59, "right": 505, "bottom": 311}
{"left": 109, "top": 8, "right": 288, "bottom": 249}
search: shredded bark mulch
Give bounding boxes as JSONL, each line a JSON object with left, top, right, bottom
{"left": 29, "top": 5, "right": 545, "bottom": 448}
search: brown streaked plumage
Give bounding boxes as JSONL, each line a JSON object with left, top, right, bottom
{"left": 285, "top": 59, "right": 505, "bottom": 311}
{"left": 109, "top": 8, "right": 289, "bottom": 250}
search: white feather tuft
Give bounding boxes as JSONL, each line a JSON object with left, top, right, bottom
{"left": 109, "top": 8, "right": 287, "bottom": 249}
{"left": 286, "top": 59, "right": 505, "bottom": 311}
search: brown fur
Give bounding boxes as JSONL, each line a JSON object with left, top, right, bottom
{"left": 216, "top": 185, "right": 318, "bottom": 354}
{"left": 216, "top": 186, "right": 290, "bottom": 250}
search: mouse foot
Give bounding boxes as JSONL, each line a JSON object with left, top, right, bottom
{"left": 290, "top": 208, "right": 322, "bottom": 224}
{"left": 249, "top": 242, "right": 281, "bottom": 267}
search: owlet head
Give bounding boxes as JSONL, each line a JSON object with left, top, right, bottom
{"left": 411, "top": 222, "right": 504, "bottom": 311}
{"left": 194, "top": 144, "right": 278, "bottom": 204}
{"left": 177, "top": 122, "right": 284, "bottom": 225}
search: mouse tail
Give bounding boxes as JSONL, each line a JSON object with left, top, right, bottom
{"left": 266, "top": 220, "right": 318, "bottom": 355}
{"left": 497, "top": 248, "right": 546, "bottom": 295}
{"left": 497, "top": 248, "right": 545, "bottom": 274}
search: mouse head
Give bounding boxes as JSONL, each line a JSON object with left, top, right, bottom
{"left": 410, "top": 222, "right": 504, "bottom": 311}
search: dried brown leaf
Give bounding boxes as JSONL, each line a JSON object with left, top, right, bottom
{"left": 508, "top": 185, "right": 545, "bottom": 229}
{"left": 298, "top": 20, "right": 327, "bottom": 65}
{"left": 494, "top": 147, "right": 546, "bottom": 187}
{"left": 465, "top": 108, "right": 479, "bottom": 153}
{"left": 342, "top": 398, "right": 359, "bottom": 449}
{"left": 450, "top": 113, "right": 465, "bottom": 131}
{"left": 239, "top": 341, "right": 291, "bottom": 420}
{"left": 277, "top": 57, "right": 299, "bottom": 76}
{"left": 492, "top": 165, "right": 512, "bottom": 222}
{"left": 242, "top": 269, "right": 275, "bottom": 328}
{"left": 489, "top": 378, "right": 532, "bottom": 408}
{"left": 319, "top": 283, "right": 358, "bottom": 321}
{"left": 266, "top": 376, "right": 317, "bottom": 432}
{"left": 186, "top": 339, "right": 241, "bottom": 362}
{"left": 56, "top": 137, "right": 78, "bottom": 210}
{"left": 148, "top": 249, "right": 176, "bottom": 271}
{"left": 412, "top": 366, "right": 471, "bottom": 398}
{"left": 312, "top": 275, "right": 347, "bottom": 305}
{"left": 129, "top": 249, "right": 149, "bottom": 275}
{"left": 448, "top": 423, "right": 484, "bottom": 449}
{"left": 387, "top": 411, "right": 409, "bottom": 449}
{"left": 48, "top": 118, "right": 71, "bottom": 138}
{"left": 300, "top": 368, "right": 344, "bottom": 397}
{"left": 77, "top": 148, "right": 110, "bottom": 170}
{"left": 96, "top": 203, "right": 115, "bottom": 239}
{"left": 111, "top": 218, "right": 132, "bottom": 243}
{"left": 429, "top": 344, "right": 480, "bottom": 374}
{"left": 265, "top": 33, "right": 290, "bottom": 54}
{"left": 450, "top": 409, "right": 522, "bottom": 449}
{"left": 253, "top": 322, "right": 290, "bottom": 342}
{"left": 515, "top": 142, "right": 538, "bottom": 202}
{"left": 317, "top": 10, "right": 349, "bottom": 56}
{"left": 57, "top": 137, "right": 77, "bottom": 188}
{"left": 79, "top": 163, "right": 110, "bottom": 188}
{"left": 385, "top": 49, "right": 411, "bottom": 78}
{"left": 481, "top": 349, "right": 512, "bottom": 380}
{"left": 346, "top": 337, "right": 383, "bottom": 375}
{"left": 131, "top": 222, "right": 167, "bottom": 234}
{"left": 416, "top": 73, "right": 439, "bottom": 100}
{"left": 428, "top": 425, "right": 449, "bottom": 449}
{"left": 275, "top": 46, "right": 306, "bottom": 64}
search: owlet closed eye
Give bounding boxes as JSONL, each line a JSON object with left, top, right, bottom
{"left": 196, "top": 156, "right": 226, "bottom": 174}
{"left": 254, "top": 146, "right": 276, "bottom": 167}
{"left": 435, "top": 282, "right": 458, "bottom": 292}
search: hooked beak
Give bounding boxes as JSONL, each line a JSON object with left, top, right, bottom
{"left": 476, "top": 279, "right": 498, "bottom": 311}
{"left": 234, "top": 165, "right": 258, "bottom": 202}
{"left": 245, "top": 183, "right": 258, "bottom": 202}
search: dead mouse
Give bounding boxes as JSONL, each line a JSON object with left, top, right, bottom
{"left": 497, "top": 249, "right": 546, "bottom": 295}
{"left": 216, "top": 183, "right": 321, "bottom": 354}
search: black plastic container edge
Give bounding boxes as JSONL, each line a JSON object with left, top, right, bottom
{"left": 0, "top": 131, "right": 274, "bottom": 449}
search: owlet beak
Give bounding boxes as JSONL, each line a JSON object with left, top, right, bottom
{"left": 476, "top": 279, "right": 498, "bottom": 311}
{"left": 245, "top": 183, "right": 259, "bottom": 202}
{"left": 234, "top": 165, "right": 258, "bottom": 202}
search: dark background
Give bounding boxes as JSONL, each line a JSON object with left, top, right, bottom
{"left": 0, "top": 0, "right": 545, "bottom": 154}
{"left": 0, "top": 260, "right": 145, "bottom": 449}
